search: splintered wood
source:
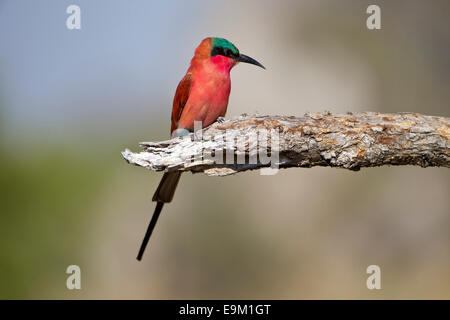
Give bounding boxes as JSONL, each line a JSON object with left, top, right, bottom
{"left": 122, "top": 112, "right": 449, "bottom": 176}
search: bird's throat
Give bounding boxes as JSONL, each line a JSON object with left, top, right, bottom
{"left": 208, "top": 55, "right": 236, "bottom": 73}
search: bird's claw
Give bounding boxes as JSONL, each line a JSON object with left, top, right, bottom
{"left": 216, "top": 117, "right": 226, "bottom": 123}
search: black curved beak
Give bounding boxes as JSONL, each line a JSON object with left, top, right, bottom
{"left": 238, "top": 54, "right": 265, "bottom": 69}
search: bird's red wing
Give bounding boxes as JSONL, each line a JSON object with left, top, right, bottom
{"left": 171, "top": 72, "right": 192, "bottom": 134}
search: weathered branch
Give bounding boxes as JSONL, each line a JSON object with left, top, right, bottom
{"left": 122, "top": 112, "right": 449, "bottom": 176}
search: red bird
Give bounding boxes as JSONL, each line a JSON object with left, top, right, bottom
{"left": 137, "top": 37, "right": 265, "bottom": 260}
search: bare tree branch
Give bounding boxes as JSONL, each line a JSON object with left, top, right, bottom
{"left": 122, "top": 112, "right": 449, "bottom": 176}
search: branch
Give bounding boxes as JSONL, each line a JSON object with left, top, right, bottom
{"left": 122, "top": 112, "right": 449, "bottom": 176}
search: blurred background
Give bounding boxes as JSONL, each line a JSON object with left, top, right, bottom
{"left": 0, "top": 0, "right": 449, "bottom": 299}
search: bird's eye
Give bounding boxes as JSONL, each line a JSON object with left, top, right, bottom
{"left": 211, "top": 46, "right": 236, "bottom": 58}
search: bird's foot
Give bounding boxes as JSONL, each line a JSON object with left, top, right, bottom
{"left": 216, "top": 116, "right": 226, "bottom": 123}
{"left": 172, "top": 128, "right": 190, "bottom": 138}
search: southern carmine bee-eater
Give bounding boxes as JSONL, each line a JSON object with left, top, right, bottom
{"left": 137, "top": 37, "right": 265, "bottom": 261}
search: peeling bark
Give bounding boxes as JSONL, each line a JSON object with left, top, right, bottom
{"left": 122, "top": 112, "right": 449, "bottom": 176}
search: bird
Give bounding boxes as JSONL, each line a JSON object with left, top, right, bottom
{"left": 137, "top": 37, "right": 265, "bottom": 260}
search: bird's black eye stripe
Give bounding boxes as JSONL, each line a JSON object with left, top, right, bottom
{"left": 211, "top": 46, "right": 238, "bottom": 58}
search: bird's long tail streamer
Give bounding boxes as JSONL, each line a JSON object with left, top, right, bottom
{"left": 137, "top": 201, "right": 164, "bottom": 261}
{"left": 137, "top": 171, "right": 182, "bottom": 260}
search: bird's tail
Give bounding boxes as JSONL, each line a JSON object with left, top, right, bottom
{"left": 152, "top": 171, "right": 182, "bottom": 203}
{"left": 136, "top": 172, "right": 182, "bottom": 261}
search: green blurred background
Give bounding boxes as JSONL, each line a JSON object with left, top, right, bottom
{"left": 0, "top": 0, "right": 449, "bottom": 299}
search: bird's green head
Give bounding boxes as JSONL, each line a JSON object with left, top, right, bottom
{"left": 207, "top": 37, "right": 265, "bottom": 70}
{"left": 210, "top": 38, "right": 240, "bottom": 59}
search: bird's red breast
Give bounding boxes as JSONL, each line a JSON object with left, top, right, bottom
{"left": 170, "top": 38, "right": 237, "bottom": 135}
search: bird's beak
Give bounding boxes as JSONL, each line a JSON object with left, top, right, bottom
{"left": 238, "top": 54, "right": 265, "bottom": 69}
